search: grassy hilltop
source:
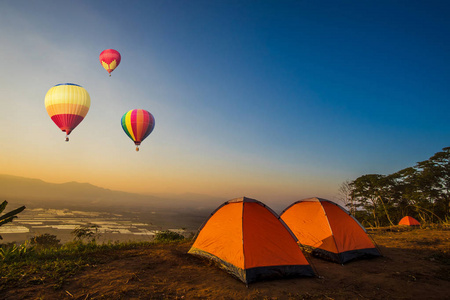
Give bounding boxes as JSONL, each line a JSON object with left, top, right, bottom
{"left": 1, "top": 226, "right": 449, "bottom": 300}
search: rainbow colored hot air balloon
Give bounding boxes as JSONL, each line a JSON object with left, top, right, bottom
{"left": 99, "top": 49, "right": 121, "bottom": 76}
{"left": 44, "top": 83, "right": 91, "bottom": 141}
{"left": 121, "top": 109, "right": 155, "bottom": 151}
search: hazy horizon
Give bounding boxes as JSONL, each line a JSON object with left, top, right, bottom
{"left": 1, "top": 1, "right": 449, "bottom": 206}
{"left": 0, "top": 173, "right": 303, "bottom": 214}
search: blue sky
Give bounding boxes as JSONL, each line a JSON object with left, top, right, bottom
{"left": 0, "top": 1, "right": 448, "bottom": 207}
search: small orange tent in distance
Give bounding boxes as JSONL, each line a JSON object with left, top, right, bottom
{"left": 188, "top": 197, "right": 315, "bottom": 284}
{"left": 399, "top": 216, "right": 420, "bottom": 226}
{"left": 281, "top": 197, "right": 381, "bottom": 264}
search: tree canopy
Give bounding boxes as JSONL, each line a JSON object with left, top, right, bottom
{"left": 342, "top": 147, "right": 449, "bottom": 227}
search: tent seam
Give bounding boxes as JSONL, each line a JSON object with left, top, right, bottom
{"left": 319, "top": 200, "right": 342, "bottom": 264}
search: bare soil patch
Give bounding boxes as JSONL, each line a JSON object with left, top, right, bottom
{"left": 1, "top": 228, "right": 449, "bottom": 299}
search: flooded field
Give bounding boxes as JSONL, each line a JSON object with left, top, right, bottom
{"left": 0, "top": 208, "right": 191, "bottom": 244}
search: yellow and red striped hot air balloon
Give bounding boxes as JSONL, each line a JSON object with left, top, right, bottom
{"left": 99, "top": 49, "right": 121, "bottom": 76}
{"left": 44, "top": 83, "right": 90, "bottom": 141}
{"left": 121, "top": 109, "right": 155, "bottom": 151}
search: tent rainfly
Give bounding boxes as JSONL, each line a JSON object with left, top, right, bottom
{"left": 281, "top": 197, "right": 381, "bottom": 264}
{"left": 188, "top": 197, "right": 315, "bottom": 284}
{"left": 398, "top": 216, "right": 420, "bottom": 226}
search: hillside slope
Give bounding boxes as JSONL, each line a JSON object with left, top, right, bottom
{"left": 0, "top": 174, "right": 225, "bottom": 211}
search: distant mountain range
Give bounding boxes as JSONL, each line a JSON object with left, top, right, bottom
{"left": 0, "top": 174, "right": 226, "bottom": 214}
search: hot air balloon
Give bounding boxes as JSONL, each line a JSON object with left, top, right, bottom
{"left": 99, "top": 49, "right": 121, "bottom": 76}
{"left": 44, "top": 83, "right": 91, "bottom": 141}
{"left": 121, "top": 109, "right": 155, "bottom": 151}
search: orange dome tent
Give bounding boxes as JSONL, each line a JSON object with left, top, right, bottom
{"left": 399, "top": 216, "right": 420, "bottom": 226}
{"left": 188, "top": 197, "right": 315, "bottom": 284}
{"left": 281, "top": 197, "right": 381, "bottom": 264}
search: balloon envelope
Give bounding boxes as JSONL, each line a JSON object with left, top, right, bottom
{"left": 121, "top": 109, "right": 155, "bottom": 149}
{"left": 44, "top": 83, "right": 90, "bottom": 137}
{"left": 99, "top": 49, "right": 121, "bottom": 75}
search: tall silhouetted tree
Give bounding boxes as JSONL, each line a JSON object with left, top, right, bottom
{"left": 415, "top": 147, "right": 450, "bottom": 221}
{"left": 339, "top": 180, "right": 354, "bottom": 214}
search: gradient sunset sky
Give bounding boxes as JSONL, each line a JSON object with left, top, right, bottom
{"left": 1, "top": 1, "right": 449, "bottom": 205}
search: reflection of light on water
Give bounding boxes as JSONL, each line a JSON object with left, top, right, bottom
{"left": 3, "top": 207, "right": 165, "bottom": 242}
{"left": 108, "top": 225, "right": 133, "bottom": 229}
{"left": 20, "top": 222, "right": 43, "bottom": 225}
{"left": 133, "top": 229, "right": 155, "bottom": 235}
{"left": 90, "top": 221, "right": 120, "bottom": 226}
{"left": 0, "top": 225, "right": 30, "bottom": 233}
{"left": 23, "top": 218, "right": 59, "bottom": 221}
{"left": 50, "top": 225, "right": 79, "bottom": 230}
{"left": 113, "top": 229, "right": 132, "bottom": 234}
{"left": 61, "top": 220, "right": 85, "bottom": 225}
{"left": 72, "top": 211, "right": 102, "bottom": 217}
{"left": 27, "top": 209, "right": 103, "bottom": 217}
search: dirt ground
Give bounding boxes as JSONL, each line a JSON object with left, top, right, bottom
{"left": 1, "top": 228, "right": 449, "bottom": 299}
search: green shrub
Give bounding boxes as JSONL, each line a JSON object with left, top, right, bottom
{"left": 154, "top": 230, "right": 185, "bottom": 242}
{"left": 31, "top": 233, "right": 61, "bottom": 248}
{"left": 71, "top": 224, "right": 100, "bottom": 243}
{"left": 0, "top": 241, "right": 32, "bottom": 261}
